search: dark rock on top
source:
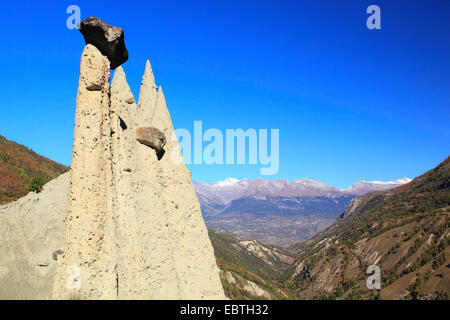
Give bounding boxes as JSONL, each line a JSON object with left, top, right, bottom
{"left": 79, "top": 17, "right": 128, "bottom": 69}
{"left": 136, "top": 127, "right": 166, "bottom": 152}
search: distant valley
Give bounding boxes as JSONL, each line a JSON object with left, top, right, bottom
{"left": 210, "top": 157, "right": 449, "bottom": 299}
{"left": 195, "top": 177, "right": 411, "bottom": 246}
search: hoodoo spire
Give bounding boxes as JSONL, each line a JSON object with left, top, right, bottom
{"left": 51, "top": 17, "right": 224, "bottom": 300}
{"left": 142, "top": 60, "right": 157, "bottom": 89}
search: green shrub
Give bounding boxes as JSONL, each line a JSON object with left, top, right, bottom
{"left": 27, "top": 176, "right": 45, "bottom": 192}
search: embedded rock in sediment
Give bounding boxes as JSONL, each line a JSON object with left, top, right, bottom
{"left": 136, "top": 127, "right": 166, "bottom": 152}
{"left": 79, "top": 17, "right": 128, "bottom": 69}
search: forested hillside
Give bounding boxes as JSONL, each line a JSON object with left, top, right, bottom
{"left": 0, "top": 134, "right": 69, "bottom": 204}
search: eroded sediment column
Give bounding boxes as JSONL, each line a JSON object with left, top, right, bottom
{"left": 52, "top": 44, "right": 117, "bottom": 299}
{"left": 53, "top": 17, "right": 224, "bottom": 300}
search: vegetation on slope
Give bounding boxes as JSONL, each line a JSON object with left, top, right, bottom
{"left": 0, "top": 134, "right": 70, "bottom": 204}
{"left": 208, "top": 229, "right": 298, "bottom": 299}
{"left": 286, "top": 156, "right": 450, "bottom": 300}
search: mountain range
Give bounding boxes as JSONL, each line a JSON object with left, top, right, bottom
{"left": 194, "top": 177, "right": 411, "bottom": 246}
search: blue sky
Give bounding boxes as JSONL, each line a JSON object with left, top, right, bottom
{"left": 0, "top": 0, "right": 448, "bottom": 189}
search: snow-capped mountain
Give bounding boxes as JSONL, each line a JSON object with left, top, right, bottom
{"left": 193, "top": 178, "right": 344, "bottom": 219}
{"left": 193, "top": 179, "right": 250, "bottom": 218}
{"left": 193, "top": 176, "right": 412, "bottom": 246}
{"left": 194, "top": 177, "right": 412, "bottom": 211}
{"left": 211, "top": 178, "right": 241, "bottom": 187}
{"left": 343, "top": 177, "right": 412, "bottom": 196}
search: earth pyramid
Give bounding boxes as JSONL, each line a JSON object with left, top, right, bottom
{"left": 51, "top": 17, "right": 225, "bottom": 299}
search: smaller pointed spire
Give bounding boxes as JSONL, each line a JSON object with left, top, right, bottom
{"left": 142, "top": 60, "right": 156, "bottom": 89}
{"left": 111, "top": 66, "right": 136, "bottom": 127}
{"left": 111, "top": 66, "right": 126, "bottom": 88}
{"left": 111, "top": 66, "right": 134, "bottom": 102}
{"left": 137, "top": 60, "right": 158, "bottom": 123}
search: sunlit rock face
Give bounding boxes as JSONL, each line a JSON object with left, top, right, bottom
{"left": 51, "top": 44, "right": 224, "bottom": 299}
{"left": 0, "top": 35, "right": 224, "bottom": 299}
